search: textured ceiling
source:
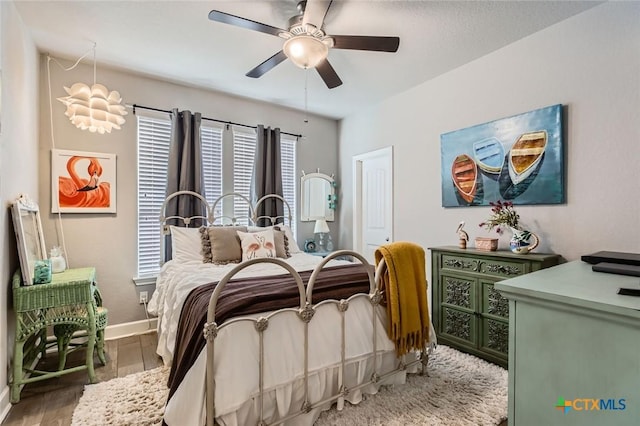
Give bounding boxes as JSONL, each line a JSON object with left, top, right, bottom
{"left": 15, "top": 1, "right": 601, "bottom": 119}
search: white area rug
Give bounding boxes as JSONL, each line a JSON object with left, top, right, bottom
{"left": 72, "top": 346, "right": 507, "bottom": 426}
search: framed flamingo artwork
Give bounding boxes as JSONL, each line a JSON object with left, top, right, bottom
{"left": 51, "top": 149, "right": 117, "bottom": 213}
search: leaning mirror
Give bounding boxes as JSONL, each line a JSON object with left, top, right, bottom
{"left": 300, "top": 171, "right": 336, "bottom": 222}
{"left": 11, "top": 195, "right": 47, "bottom": 285}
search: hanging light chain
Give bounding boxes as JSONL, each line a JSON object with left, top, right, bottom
{"left": 304, "top": 69, "right": 309, "bottom": 124}
{"left": 92, "top": 42, "right": 97, "bottom": 86}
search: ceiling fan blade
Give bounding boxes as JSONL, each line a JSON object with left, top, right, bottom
{"left": 315, "top": 59, "right": 342, "bottom": 89}
{"left": 302, "top": 0, "right": 333, "bottom": 29}
{"left": 208, "top": 10, "right": 286, "bottom": 37}
{"left": 332, "top": 35, "right": 400, "bottom": 52}
{"left": 246, "top": 51, "right": 288, "bottom": 78}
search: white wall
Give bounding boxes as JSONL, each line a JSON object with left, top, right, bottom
{"left": 0, "top": 0, "right": 39, "bottom": 417}
{"left": 338, "top": 2, "right": 640, "bottom": 264}
{"left": 38, "top": 60, "right": 339, "bottom": 326}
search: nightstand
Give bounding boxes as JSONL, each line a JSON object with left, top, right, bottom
{"left": 308, "top": 250, "right": 354, "bottom": 262}
{"left": 11, "top": 267, "right": 108, "bottom": 403}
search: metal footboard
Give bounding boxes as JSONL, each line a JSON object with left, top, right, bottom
{"left": 203, "top": 251, "right": 428, "bottom": 426}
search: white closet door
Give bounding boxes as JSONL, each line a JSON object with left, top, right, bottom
{"left": 353, "top": 146, "right": 393, "bottom": 262}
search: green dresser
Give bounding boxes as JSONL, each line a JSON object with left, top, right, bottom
{"left": 430, "top": 246, "right": 560, "bottom": 367}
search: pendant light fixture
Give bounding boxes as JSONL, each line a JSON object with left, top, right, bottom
{"left": 57, "top": 44, "right": 127, "bottom": 134}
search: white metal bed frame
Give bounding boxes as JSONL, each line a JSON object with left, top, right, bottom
{"left": 159, "top": 191, "right": 431, "bottom": 426}
{"left": 204, "top": 252, "right": 429, "bottom": 426}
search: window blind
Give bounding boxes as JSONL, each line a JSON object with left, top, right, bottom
{"left": 232, "top": 130, "right": 256, "bottom": 226}
{"left": 280, "top": 136, "right": 297, "bottom": 234}
{"left": 137, "top": 116, "right": 171, "bottom": 277}
{"left": 232, "top": 130, "right": 297, "bottom": 233}
{"left": 137, "top": 117, "right": 223, "bottom": 277}
{"left": 201, "top": 125, "right": 223, "bottom": 208}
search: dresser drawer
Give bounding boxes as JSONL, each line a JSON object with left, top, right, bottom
{"left": 441, "top": 253, "right": 527, "bottom": 279}
{"left": 477, "top": 258, "right": 527, "bottom": 279}
{"left": 440, "top": 254, "right": 481, "bottom": 274}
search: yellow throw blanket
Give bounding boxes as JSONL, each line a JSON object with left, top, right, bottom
{"left": 375, "top": 241, "right": 430, "bottom": 356}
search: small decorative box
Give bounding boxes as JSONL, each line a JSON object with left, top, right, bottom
{"left": 475, "top": 237, "right": 498, "bottom": 252}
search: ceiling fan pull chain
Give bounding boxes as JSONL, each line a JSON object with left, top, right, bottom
{"left": 304, "top": 69, "right": 309, "bottom": 124}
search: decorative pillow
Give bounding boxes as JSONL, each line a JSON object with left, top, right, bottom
{"left": 247, "top": 226, "right": 290, "bottom": 258}
{"left": 280, "top": 224, "right": 302, "bottom": 254}
{"left": 248, "top": 224, "right": 301, "bottom": 254}
{"left": 170, "top": 226, "right": 204, "bottom": 262}
{"left": 237, "top": 229, "right": 276, "bottom": 261}
{"left": 272, "top": 227, "right": 291, "bottom": 258}
{"left": 201, "top": 226, "right": 248, "bottom": 264}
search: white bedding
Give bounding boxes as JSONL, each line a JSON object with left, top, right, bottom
{"left": 148, "top": 252, "right": 351, "bottom": 364}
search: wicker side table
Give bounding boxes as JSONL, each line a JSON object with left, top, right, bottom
{"left": 10, "top": 267, "right": 106, "bottom": 403}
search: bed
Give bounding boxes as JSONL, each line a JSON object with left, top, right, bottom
{"left": 147, "top": 190, "right": 436, "bottom": 426}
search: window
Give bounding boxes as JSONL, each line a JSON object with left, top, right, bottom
{"left": 137, "top": 116, "right": 171, "bottom": 278}
{"left": 232, "top": 129, "right": 297, "bottom": 232}
{"left": 136, "top": 116, "right": 223, "bottom": 279}
{"left": 137, "top": 118, "right": 296, "bottom": 279}
{"left": 201, "top": 125, "right": 224, "bottom": 206}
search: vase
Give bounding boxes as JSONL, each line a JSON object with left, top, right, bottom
{"left": 50, "top": 255, "right": 67, "bottom": 273}
{"left": 509, "top": 227, "right": 539, "bottom": 254}
{"left": 50, "top": 246, "right": 66, "bottom": 273}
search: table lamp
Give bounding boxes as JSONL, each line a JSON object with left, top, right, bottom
{"left": 314, "top": 219, "right": 330, "bottom": 251}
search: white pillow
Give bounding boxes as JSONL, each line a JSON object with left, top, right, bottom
{"left": 170, "top": 226, "right": 203, "bottom": 262}
{"left": 237, "top": 229, "right": 276, "bottom": 261}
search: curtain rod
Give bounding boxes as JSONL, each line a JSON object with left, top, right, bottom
{"left": 130, "top": 104, "right": 302, "bottom": 138}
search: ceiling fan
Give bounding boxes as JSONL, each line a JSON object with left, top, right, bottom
{"left": 208, "top": 0, "right": 400, "bottom": 89}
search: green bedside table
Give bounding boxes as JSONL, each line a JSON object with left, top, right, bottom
{"left": 11, "top": 267, "right": 108, "bottom": 403}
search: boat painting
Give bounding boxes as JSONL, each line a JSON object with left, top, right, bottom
{"left": 451, "top": 154, "right": 478, "bottom": 203}
{"left": 473, "top": 138, "right": 505, "bottom": 174}
{"left": 440, "top": 104, "right": 564, "bottom": 207}
{"left": 508, "top": 131, "right": 547, "bottom": 185}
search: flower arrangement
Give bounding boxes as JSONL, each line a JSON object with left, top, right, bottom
{"left": 479, "top": 200, "right": 520, "bottom": 235}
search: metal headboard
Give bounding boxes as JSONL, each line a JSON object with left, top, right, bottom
{"left": 210, "top": 192, "right": 254, "bottom": 226}
{"left": 159, "top": 190, "right": 212, "bottom": 265}
{"left": 160, "top": 191, "right": 294, "bottom": 265}
{"left": 253, "top": 194, "right": 293, "bottom": 227}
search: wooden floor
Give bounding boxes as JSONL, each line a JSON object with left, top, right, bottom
{"left": 2, "top": 332, "right": 162, "bottom": 426}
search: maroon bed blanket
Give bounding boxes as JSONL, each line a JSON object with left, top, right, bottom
{"left": 167, "top": 263, "right": 373, "bottom": 403}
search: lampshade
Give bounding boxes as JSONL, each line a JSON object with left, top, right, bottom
{"left": 57, "top": 82, "right": 128, "bottom": 134}
{"left": 283, "top": 35, "right": 328, "bottom": 69}
{"left": 314, "top": 219, "right": 330, "bottom": 234}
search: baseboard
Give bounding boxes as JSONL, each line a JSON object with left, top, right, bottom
{"left": 104, "top": 318, "right": 157, "bottom": 341}
{"left": 0, "top": 385, "right": 11, "bottom": 424}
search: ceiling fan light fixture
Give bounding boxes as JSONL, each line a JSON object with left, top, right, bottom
{"left": 283, "top": 35, "right": 328, "bottom": 69}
